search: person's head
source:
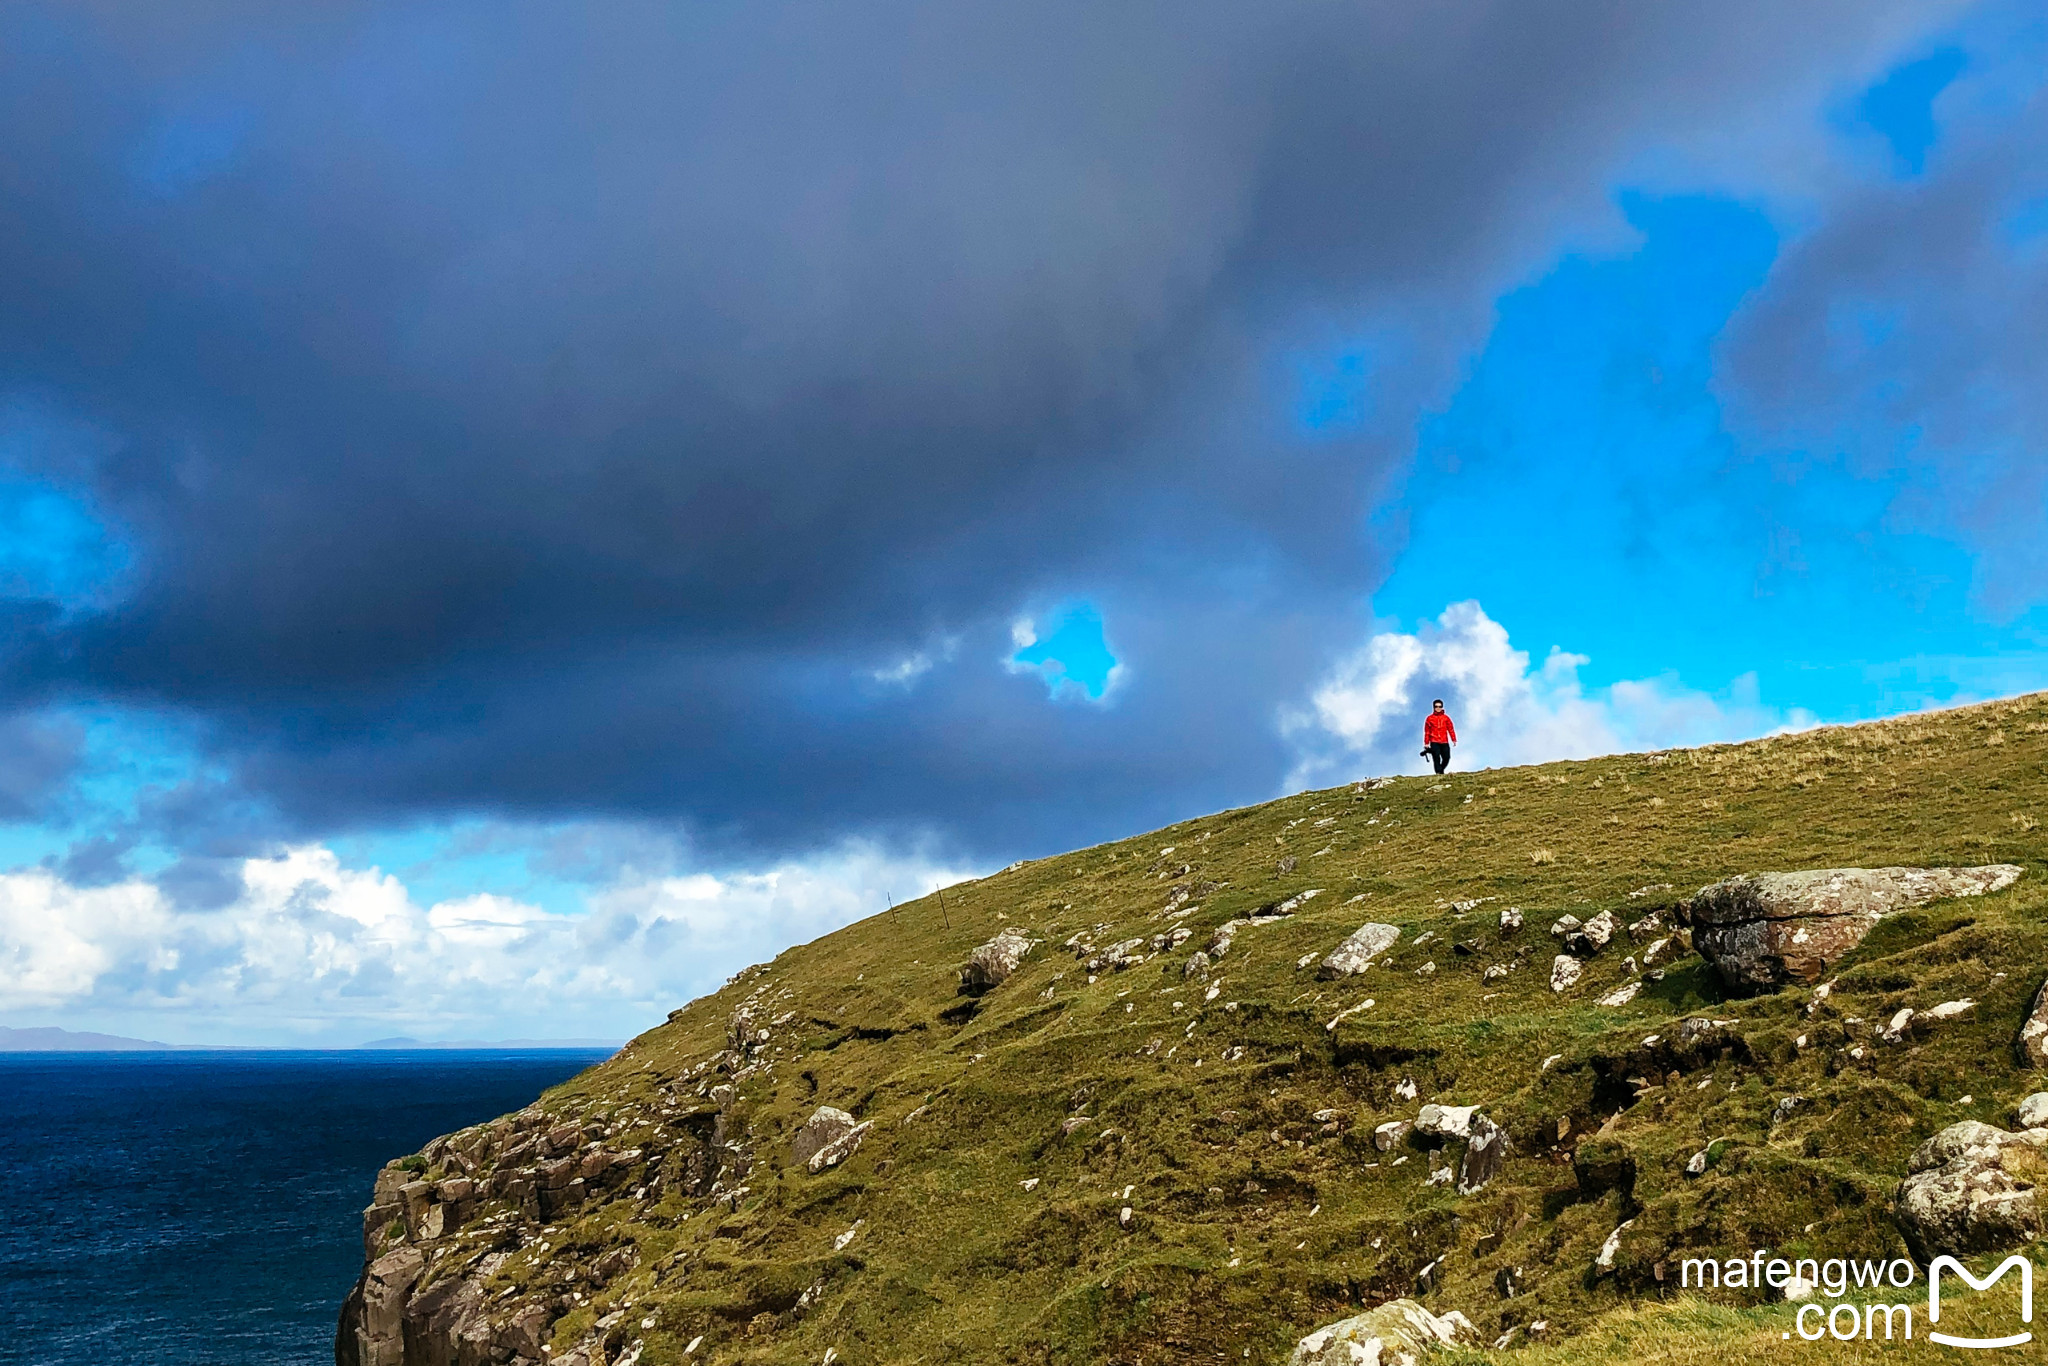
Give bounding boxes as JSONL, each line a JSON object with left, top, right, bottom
{"left": 1432, "top": 699, "right": 1445, "bottom": 713}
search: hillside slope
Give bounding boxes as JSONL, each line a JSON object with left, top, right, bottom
{"left": 337, "top": 695, "right": 2048, "bottom": 1366}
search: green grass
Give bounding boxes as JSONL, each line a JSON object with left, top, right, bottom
{"left": 380, "top": 694, "right": 2048, "bottom": 1364}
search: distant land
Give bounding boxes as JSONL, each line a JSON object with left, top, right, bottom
{"left": 0, "top": 1026, "right": 185, "bottom": 1051}
{"left": 0, "top": 1025, "right": 621, "bottom": 1052}
{"left": 357, "top": 1037, "right": 621, "bottom": 1050}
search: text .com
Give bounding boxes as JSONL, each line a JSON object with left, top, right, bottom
{"left": 1680, "top": 1251, "right": 2035, "bottom": 1348}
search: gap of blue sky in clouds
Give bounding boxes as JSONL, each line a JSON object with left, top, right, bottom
{"left": 1010, "top": 603, "right": 1121, "bottom": 701}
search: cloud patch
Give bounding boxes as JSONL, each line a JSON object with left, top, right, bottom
{"left": 1287, "top": 601, "right": 1815, "bottom": 784}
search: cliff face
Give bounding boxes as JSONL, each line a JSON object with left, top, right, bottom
{"left": 336, "top": 695, "right": 2048, "bottom": 1366}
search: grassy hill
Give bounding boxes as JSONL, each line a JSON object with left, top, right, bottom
{"left": 337, "top": 694, "right": 2048, "bottom": 1366}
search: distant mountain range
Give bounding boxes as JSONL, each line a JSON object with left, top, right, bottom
{"left": 0, "top": 1026, "right": 621, "bottom": 1052}
{"left": 0, "top": 1026, "right": 186, "bottom": 1051}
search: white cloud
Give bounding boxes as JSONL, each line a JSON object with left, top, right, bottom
{"left": 0, "top": 842, "right": 976, "bottom": 1046}
{"left": 1285, "top": 600, "right": 1815, "bottom": 785}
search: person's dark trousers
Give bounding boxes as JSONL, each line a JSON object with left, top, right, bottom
{"left": 1428, "top": 742, "right": 1451, "bottom": 774}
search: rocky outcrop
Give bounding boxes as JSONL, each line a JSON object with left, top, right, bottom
{"left": 1287, "top": 1299, "right": 1477, "bottom": 1366}
{"left": 1687, "top": 865, "right": 2022, "bottom": 992}
{"left": 960, "top": 928, "right": 1034, "bottom": 992}
{"left": 1319, "top": 923, "right": 1399, "bottom": 978}
{"left": 1892, "top": 1120, "right": 2048, "bottom": 1260}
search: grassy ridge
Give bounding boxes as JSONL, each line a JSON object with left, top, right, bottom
{"left": 427, "top": 694, "right": 2048, "bottom": 1364}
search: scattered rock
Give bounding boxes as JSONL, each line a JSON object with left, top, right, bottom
{"left": 1394, "top": 1078, "right": 1418, "bottom": 1101}
{"left": 1924, "top": 998, "right": 1976, "bottom": 1022}
{"left": 1286, "top": 1300, "right": 1477, "bottom": 1366}
{"left": 1566, "top": 911, "right": 1618, "bottom": 957}
{"left": 960, "top": 929, "right": 1035, "bottom": 993}
{"left": 1893, "top": 1120, "right": 2047, "bottom": 1259}
{"left": 1182, "top": 950, "right": 1212, "bottom": 980}
{"left": 792, "top": 1107, "right": 872, "bottom": 1174}
{"left": 1277, "top": 856, "right": 1298, "bottom": 876}
{"left": 1771, "top": 1095, "right": 1807, "bottom": 1127}
{"left": 1595, "top": 1219, "right": 1635, "bottom": 1272}
{"left": 1459, "top": 1115, "right": 1511, "bottom": 1194}
{"left": 1413, "top": 961, "right": 1436, "bottom": 976}
{"left": 1881, "top": 1008, "right": 1916, "bottom": 1043}
{"left": 1373, "top": 1121, "right": 1412, "bottom": 1151}
{"left": 1687, "top": 865, "right": 2023, "bottom": 992}
{"left": 1415, "top": 1104, "right": 1479, "bottom": 1140}
{"left": 1499, "top": 907, "right": 1523, "bottom": 933}
{"left": 1549, "top": 915, "right": 1582, "bottom": 938}
{"left": 2021, "top": 978, "right": 2048, "bottom": 1068}
{"left": 2018, "top": 1093, "right": 2048, "bottom": 1129}
{"left": 1319, "top": 924, "right": 1401, "bottom": 978}
{"left": 1483, "top": 964, "right": 1509, "bottom": 982}
{"left": 1550, "top": 955, "right": 1582, "bottom": 993}
{"left": 1597, "top": 982, "right": 1641, "bottom": 1008}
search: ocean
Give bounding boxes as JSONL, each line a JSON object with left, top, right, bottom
{"left": 0, "top": 1049, "right": 612, "bottom": 1366}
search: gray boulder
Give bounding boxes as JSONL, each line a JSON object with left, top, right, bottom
{"left": 1319, "top": 924, "right": 1401, "bottom": 978}
{"left": 1288, "top": 1299, "right": 1477, "bottom": 1366}
{"left": 1893, "top": 1120, "right": 2046, "bottom": 1259}
{"left": 792, "top": 1106, "right": 861, "bottom": 1170}
{"left": 960, "top": 928, "right": 1035, "bottom": 992}
{"left": 1688, "top": 866, "right": 2022, "bottom": 992}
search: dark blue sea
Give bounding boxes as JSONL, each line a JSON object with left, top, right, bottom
{"left": 0, "top": 1050, "right": 612, "bottom": 1366}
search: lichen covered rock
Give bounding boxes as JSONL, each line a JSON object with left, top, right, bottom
{"left": 1688, "top": 865, "right": 2022, "bottom": 992}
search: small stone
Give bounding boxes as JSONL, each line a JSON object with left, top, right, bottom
{"left": 1771, "top": 1095, "right": 1807, "bottom": 1126}
{"left": 1596, "top": 1219, "right": 1635, "bottom": 1271}
{"left": 1598, "top": 982, "right": 1641, "bottom": 1008}
{"left": 1483, "top": 964, "right": 1509, "bottom": 982}
{"left": 1550, "top": 955, "right": 1583, "bottom": 993}
{"left": 1373, "top": 1120, "right": 1411, "bottom": 1151}
{"left": 1118, "top": 1206, "right": 1133, "bottom": 1228}
{"left": 1394, "top": 1077, "right": 1418, "bottom": 1101}
{"left": 1923, "top": 998, "right": 1976, "bottom": 1022}
{"left": 2018, "top": 1093, "right": 2048, "bottom": 1129}
{"left": 1549, "top": 915, "right": 1583, "bottom": 938}
{"left": 1414, "top": 961, "right": 1436, "bottom": 976}
{"left": 1277, "top": 856, "right": 1298, "bottom": 875}
{"left": 1882, "top": 1008, "right": 1916, "bottom": 1043}
{"left": 1499, "top": 907, "right": 1523, "bottom": 933}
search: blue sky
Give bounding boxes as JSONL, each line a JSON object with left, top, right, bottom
{"left": 0, "top": 1, "right": 2042, "bottom": 1043}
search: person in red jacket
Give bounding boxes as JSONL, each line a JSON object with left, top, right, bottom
{"left": 1421, "top": 698, "right": 1457, "bottom": 774}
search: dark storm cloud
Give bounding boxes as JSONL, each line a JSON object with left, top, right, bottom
{"left": 1722, "top": 25, "right": 2048, "bottom": 620}
{"left": 0, "top": 1, "right": 1956, "bottom": 862}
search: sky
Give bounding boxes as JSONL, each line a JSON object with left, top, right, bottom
{"left": 0, "top": 1, "right": 2043, "bottom": 1045}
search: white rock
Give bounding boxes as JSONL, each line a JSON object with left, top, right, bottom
{"left": 1394, "top": 1077, "right": 1418, "bottom": 1101}
{"left": 1287, "top": 1300, "right": 1476, "bottom": 1366}
{"left": 2018, "top": 1093, "right": 2048, "bottom": 1129}
{"left": 1415, "top": 1104, "right": 1479, "bottom": 1140}
{"left": 1320, "top": 923, "right": 1402, "bottom": 978}
{"left": 1499, "top": 907, "right": 1524, "bottom": 932}
{"left": 1550, "top": 955, "right": 1583, "bottom": 992}
{"left": 1597, "top": 982, "right": 1641, "bottom": 1008}
{"left": 1596, "top": 1218, "right": 1635, "bottom": 1271}
{"left": 1923, "top": 999, "right": 1976, "bottom": 1021}
{"left": 1549, "top": 915, "right": 1583, "bottom": 938}
{"left": 1373, "top": 1120, "right": 1411, "bottom": 1151}
{"left": 1882, "top": 1007, "right": 1916, "bottom": 1043}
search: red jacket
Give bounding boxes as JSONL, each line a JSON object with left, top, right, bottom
{"left": 1424, "top": 713, "right": 1456, "bottom": 745}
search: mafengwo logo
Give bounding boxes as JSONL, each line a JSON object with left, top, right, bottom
{"left": 1926, "top": 1255, "right": 2032, "bottom": 1350}
{"left": 1684, "top": 1251, "right": 2035, "bottom": 1347}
